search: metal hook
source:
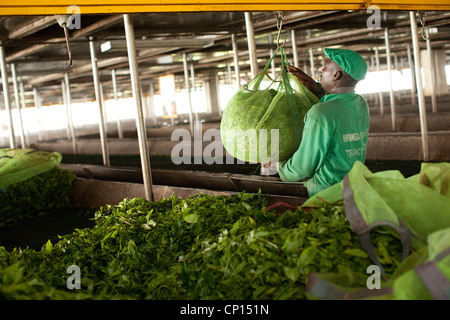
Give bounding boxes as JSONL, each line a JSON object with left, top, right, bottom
{"left": 273, "top": 11, "right": 285, "bottom": 48}
{"left": 418, "top": 11, "right": 429, "bottom": 41}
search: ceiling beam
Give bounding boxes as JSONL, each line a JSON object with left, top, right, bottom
{"left": 6, "top": 39, "right": 62, "bottom": 63}
{"left": 71, "top": 15, "right": 123, "bottom": 38}
{"left": 6, "top": 15, "right": 123, "bottom": 63}
{"left": 27, "top": 55, "right": 128, "bottom": 86}
{"left": 8, "top": 16, "right": 57, "bottom": 39}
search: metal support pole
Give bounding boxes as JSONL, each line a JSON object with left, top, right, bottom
{"left": 399, "top": 57, "right": 406, "bottom": 99}
{"left": 245, "top": 12, "right": 258, "bottom": 78}
{"left": 99, "top": 82, "right": 108, "bottom": 130}
{"left": 183, "top": 52, "right": 195, "bottom": 135}
{"left": 406, "top": 43, "right": 416, "bottom": 106}
{"left": 64, "top": 73, "right": 77, "bottom": 154}
{"left": 140, "top": 85, "right": 148, "bottom": 122}
{"left": 0, "top": 45, "right": 16, "bottom": 149}
{"left": 268, "top": 33, "right": 276, "bottom": 79}
{"left": 190, "top": 63, "right": 199, "bottom": 122}
{"left": 309, "top": 47, "right": 315, "bottom": 80}
{"left": 11, "top": 63, "right": 26, "bottom": 149}
{"left": 111, "top": 69, "right": 124, "bottom": 139}
{"left": 216, "top": 73, "right": 222, "bottom": 117}
{"left": 226, "top": 62, "right": 232, "bottom": 84}
{"left": 425, "top": 28, "right": 437, "bottom": 113}
{"left": 61, "top": 80, "right": 70, "bottom": 140}
{"left": 370, "top": 56, "right": 378, "bottom": 106}
{"left": 231, "top": 33, "right": 241, "bottom": 87}
{"left": 394, "top": 53, "right": 401, "bottom": 101}
{"left": 89, "top": 36, "right": 110, "bottom": 167}
{"left": 19, "top": 80, "right": 30, "bottom": 147}
{"left": 190, "top": 63, "right": 196, "bottom": 90}
{"left": 148, "top": 82, "right": 157, "bottom": 125}
{"left": 124, "top": 14, "right": 154, "bottom": 201}
{"left": 32, "top": 87, "right": 44, "bottom": 141}
{"left": 384, "top": 27, "right": 396, "bottom": 131}
{"left": 410, "top": 11, "right": 429, "bottom": 162}
{"left": 291, "top": 29, "right": 299, "bottom": 68}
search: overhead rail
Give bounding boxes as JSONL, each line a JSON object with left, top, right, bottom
{"left": 0, "top": 0, "right": 449, "bottom": 15}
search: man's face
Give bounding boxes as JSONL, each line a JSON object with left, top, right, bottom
{"left": 319, "top": 58, "right": 341, "bottom": 92}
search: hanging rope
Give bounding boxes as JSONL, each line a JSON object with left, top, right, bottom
{"left": 62, "top": 24, "right": 73, "bottom": 68}
{"left": 54, "top": 15, "right": 73, "bottom": 68}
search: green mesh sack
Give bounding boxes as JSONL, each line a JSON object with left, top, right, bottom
{"left": 392, "top": 227, "right": 450, "bottom": 300}
{"left": 0, "top": 148, "right": 62, "bottom": 190}
{"left": 305, "top": 227, "right": 450, "bottom": 300}
{"left": 302, "top": 161, "right": 450, "bottom": 276}
{"left": 417, "top": 162, "right": 450, "bottom": 198}
{"left": 220, "top": 46, "right": 318, "bottom": 163}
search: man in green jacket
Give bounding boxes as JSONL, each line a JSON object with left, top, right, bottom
{"left": 276, "top": 48, "right": 370, "bottom": 197}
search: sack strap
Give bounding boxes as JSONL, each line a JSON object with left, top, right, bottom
{"left": 415, "top": 261, "right": 450, "bottom": 300}
{"left": 279, "top": 47, "right": 301, "bottom": 142}
{"left": 306, "top": 273, "right": 393, "bottom": 300}
{"left": 342, "top": 173, "right": 413, "bottom": 279}
{"left": 249, "top": 46, "right": 281, "bottom": 91}
{"left": 414, "top": 247, "right": 450, "bottom": 300}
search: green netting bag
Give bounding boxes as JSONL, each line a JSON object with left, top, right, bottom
{"left": 220, "top": 46, "right": 318, "bottom": 163}
{"left": 0, "top": 148, "right": 62, "bottom": 190}
{"left": 305, "top": 227, "right": 450, "bottom": 300}
{"left": 391, "top": 227, "right": 450, "bottom": 300}
{"left": 417, "top": 162, "right": 450, "bottom": 198}
{"left": 302, "top": 161, "right": 450, "bottom": 276}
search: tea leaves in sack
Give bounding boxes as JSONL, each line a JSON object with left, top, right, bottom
{"left": 220, "top": 47, "right": 318, "bottom": 163}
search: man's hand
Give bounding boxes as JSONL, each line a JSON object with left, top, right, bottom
{"left": 288, "top": 65, "right": 325, "bottom": 99}
{"left": 288, "top": 65, "right": 312, "bottom": 85}
{"left": 261, "top": 162, "right": 278, "bottom": 176}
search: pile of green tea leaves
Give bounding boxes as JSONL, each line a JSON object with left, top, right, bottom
{"left": 0, "top": 167, "right": 76, "bottom": 229}
{"left": 0, "top": 192, "right": 403, "bottom": 300}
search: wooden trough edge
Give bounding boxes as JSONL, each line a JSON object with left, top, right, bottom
{"left": 72, "top": 178, "right": 308, "bottom": 211}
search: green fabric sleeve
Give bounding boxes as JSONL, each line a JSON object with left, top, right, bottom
{"left": 277, "top": 114, "right": 330, "bottom": 182}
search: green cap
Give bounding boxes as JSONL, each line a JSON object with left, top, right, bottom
{"left": 323, "top": 48, "right": 368, "bottom": 81}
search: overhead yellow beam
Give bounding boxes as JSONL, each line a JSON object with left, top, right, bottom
{"left": 0, "top": 0, "right": 449, "bottom": 15}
